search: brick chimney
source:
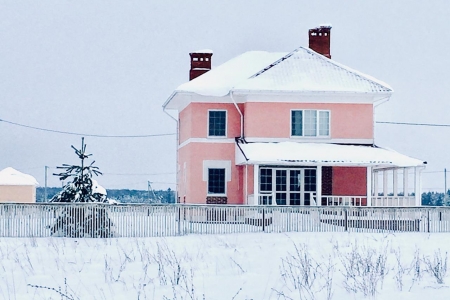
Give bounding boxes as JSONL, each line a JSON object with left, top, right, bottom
{"left": 308, "top": 25, "right": 332, "bottom": 59}
{"left": 189, "top": 50, "right": 213, "bottom": 81}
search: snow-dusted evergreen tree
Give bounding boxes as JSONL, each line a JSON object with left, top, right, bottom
{"left": 50, "top": 138, "right": 104, "bottom": 203}
{"left": 50, "top": 138, "right": 113, "bottom": 238}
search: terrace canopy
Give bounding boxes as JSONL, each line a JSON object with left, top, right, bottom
{"left": 236, "top": 142, "right": 425, "bottom": 168}
{"left": 236, "top": 142, "right": 426, "bottom": 207}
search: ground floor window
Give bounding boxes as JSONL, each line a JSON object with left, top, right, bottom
{"left": 208, "top": 168, "right": 225, "bottom": 194}
{"left": 259, "top": 167, "right": 317, "bottom": 205}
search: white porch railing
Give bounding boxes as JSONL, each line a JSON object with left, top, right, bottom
{"left": 372, "top": 196, "right": 415, "bottom": 207}
{"left": 322, "top": 196, "right": 366, "bottom": 207}
{"left": 257, "top": 195, "right": 417, "bottom": 207}
{"left": 0, "top": 203, "right": 450, "bottom": 237}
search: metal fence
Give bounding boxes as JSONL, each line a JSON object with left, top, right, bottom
{"left": 0, "top": 203, "right": 449, "bottom": 238}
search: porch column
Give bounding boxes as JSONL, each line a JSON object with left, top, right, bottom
{"left": 254, "top": 164, "right": 259, "bottom": 205}
{"left": 245, "top": 165, "right": 248, "bottom": 205}
{"left": 383, "top": 170, "right": 388, "bottom": 198}
{"left": 414, "top": 167, "right": 422, "bottom": 206}
{"left": 373, "top": 170, "right": 378, "bottom": 196}
{"left": 366, "top": 167, "right": 372, "bottom": 206}
{"left": 393, "top": 169, "right": 398, "bottom": 196}
{"left": 316, "top": 166, "right": 322, "bottom": 206}
{"left": 403, "top": 168, "right": 409, "bottom": 196}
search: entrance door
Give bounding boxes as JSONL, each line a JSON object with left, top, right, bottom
{"left": 259, "top": 168, "right": 317, "bottom": 205}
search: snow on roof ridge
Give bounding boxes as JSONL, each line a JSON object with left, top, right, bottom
{"left": 249, "top": 48, "right": 302, "bottom": 79}
{"left": 303, "top": 47, "right": 393, "bottom": 92}
{"left": 234, "top": 47, "right": 393, "bottom": 94}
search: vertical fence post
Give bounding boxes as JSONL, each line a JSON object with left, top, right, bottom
{"left": 262, "top": 207, "right": 265, "bottom": 232}
{"left": 177, "top": 206, "right": 181, "bottom": 236}
{"left": 427, "top": 209, "right": 431, "bottom": 233}
{"left": 344, "top": 208, "right": 348, "bottom": 232}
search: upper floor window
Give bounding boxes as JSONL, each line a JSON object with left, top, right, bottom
{"left": 208, "top": 110, "right": 227, "bottom": 137}
{"left": 291, "top": 110, "right": 330, "bottom": 137}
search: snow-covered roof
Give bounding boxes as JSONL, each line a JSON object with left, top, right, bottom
{"left": 164, "top": 47, "right": 393, "bottom": 110}
{"left": 176, "top": 51, "right": 287, "bottom": 97}
{"left": 0, "top": 167, "right": 39, "bottom": 186}
{"left": 236, "top": 142, "right": 425, "bottom": 168}
{"left": 233, "top": 47, "right": 393, "bottom": 94}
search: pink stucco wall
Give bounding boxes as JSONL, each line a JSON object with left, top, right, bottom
{"left": 179, "top": 104, "right": 193, "bottom": 145}
{"left": 332, "top": 167, "right": 367, "bottom": 196}
{"left": 178, "top": 142, "right": 244, "bottom": 204}
{"left": 244, "top": 102, "right": 373, "bottom": 139}
{"left": 179, "top": 103, "right": 242, "bottom": 144}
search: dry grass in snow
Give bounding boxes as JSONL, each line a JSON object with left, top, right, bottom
{"left": 0, "top": 232, "right": 449, "bottom": 299}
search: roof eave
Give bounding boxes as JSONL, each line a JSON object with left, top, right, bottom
{"left": 237, "top": 160, "right": 424, "bottom": 168}
{"left": 162, "top": 91, "right": 193, "bottom": 111}
{"left": 232, "top": 89, "right": 392, "bottom": 97}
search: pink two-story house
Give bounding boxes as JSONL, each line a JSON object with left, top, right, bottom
{"left": 163, "top": 26, "right": 426, "bottom": 207}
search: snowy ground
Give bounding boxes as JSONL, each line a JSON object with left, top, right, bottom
{"left": 1, "top": 233, "right": 450, "bottom": 299}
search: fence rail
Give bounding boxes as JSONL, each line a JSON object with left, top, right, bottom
{"left": 0, "top": 203, "right": 449, "bottom": 238}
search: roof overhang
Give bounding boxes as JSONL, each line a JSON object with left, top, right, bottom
{"left": 236, "top": 142, "right": 426, "bottom": 168}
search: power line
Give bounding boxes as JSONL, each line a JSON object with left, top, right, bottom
{"left": 377, "top": 121, "right": 450, "bottom": 127}
{"left": 0, "top": 118, "right": 176, "bottom": 138}
{"left": 103, "top": 172, "right": 175, "bottom": 176}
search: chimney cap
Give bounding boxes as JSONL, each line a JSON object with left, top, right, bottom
{"left": 318, "top": 23, "right": 332, "bottom": 29}
{"left": 190, "top": 49, "right": 214, "bottom": 54}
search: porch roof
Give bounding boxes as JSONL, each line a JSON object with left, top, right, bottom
{"left": 235, "top": 142, "right": 426, "bottom": 168}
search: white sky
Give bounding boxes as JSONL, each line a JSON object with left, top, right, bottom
{"left": 1, "top": 1, "right": 449, "bottom": 191}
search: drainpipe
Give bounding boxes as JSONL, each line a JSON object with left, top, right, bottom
{"left": 230, "top": 91, "right": 244, "bottom": 138}
{"left": 163, "top": 107, "right": 179, "bottom": 203}
{"left": 373, "top": 96, "right": 390, "bottom": 146}
{"left": 230, "top": 91, "right": 246, "bottom": 205}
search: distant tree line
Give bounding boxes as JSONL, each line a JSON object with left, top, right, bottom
{"left": 36, "top": 187, "right": 175, "bottom": 204}
{"left": 36, "top": 188, "right": 449, "bottom": 206}
{"left": 422, "top": 190, "right": 450, "bottom": 206}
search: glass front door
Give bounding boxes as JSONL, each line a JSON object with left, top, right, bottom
{"left": 259, "top": 167, "right": 317, "bottom": 206}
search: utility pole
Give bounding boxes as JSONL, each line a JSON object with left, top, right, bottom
{"left": 445, "top": 168, "right": 448, "bottom": 203}
{"left": 148, "top": 181, "right": 158, "bottom": 203}
{"left": 44, "top": 166, "right": 48, "bottom": 202}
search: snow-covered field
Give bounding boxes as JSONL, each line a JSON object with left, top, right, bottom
{"left": 1, "top": 233, "right": 449, "bottom": 299}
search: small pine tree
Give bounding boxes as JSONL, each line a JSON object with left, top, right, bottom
{"left": 50, "top": 138, "right": 104, "bottom": 203}
{"left": 50, "top": 138, "right": 113, "bottom": 238}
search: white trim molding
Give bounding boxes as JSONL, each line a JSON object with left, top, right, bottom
{"left": 179, "top": 138, "right": 236, "bottom": 149}
{"left": 244, "top": 137, "right": 374, "bottom": 144}
{"left": 202, "top": 160, "right": 232, "bottom": 182}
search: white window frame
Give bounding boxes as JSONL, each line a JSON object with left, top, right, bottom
{"left": 207, "top": 168, "right": 226, "bottom": 195}
{"left": 290, "top": 109, "right": 331, "bottom": 138}
{"left": 203, "top": 160, "right": 231, "bottom": 196}
{"left": 207, "top": 109, "right": 227, "bottom": 138}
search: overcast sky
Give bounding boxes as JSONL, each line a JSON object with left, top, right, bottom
{"left": 1, "top": 1, "right": 449, "bottom": 192}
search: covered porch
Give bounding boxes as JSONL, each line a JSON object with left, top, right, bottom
{"left": 236, "top": 142, "right": 426, "bottom": 207}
